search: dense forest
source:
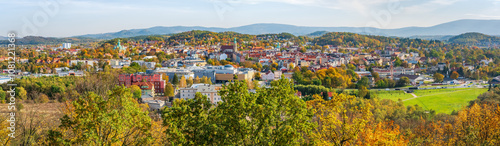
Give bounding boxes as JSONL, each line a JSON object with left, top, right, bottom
{"left": 448, "top": 32, "right": 500, "bottom": 46}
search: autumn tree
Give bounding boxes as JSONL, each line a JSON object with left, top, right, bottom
{"left": 450, "top": 71, "right": 459, "bottom": 79}
{"left": 187, "top": 76, "right": 194, "bottom": 87}
{"left": 179, "top": 76, "right": 187, "bottom": 88}
{"left": 164, "top": 83, "right": 175, "bottom": 97}
{"left": 16, "top": 87, "right": 27, "bottom": 100}
{"left": 357, "top": 122, "right": 408, "bottom": 145}
{"left": 433, "top": 73, "right": 444, "bottom": 83}
{"left": 307, "top": 93, "right": 372, "bottom": 145}
{"left": 194, "top": 76, "right": 200, "bottom": 84}
{"left": 254, "top": 72, "right": 261, "bottom": 80}
{"left": 162, "top": 73, "right": 169, "bottom": 83}
{"left": 200, "top": 76, "right": 208, "bottom": 84}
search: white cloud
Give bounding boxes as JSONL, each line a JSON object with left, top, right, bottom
{"left": 215, "top": 0, "right": 404, "bottom": 15}
{"left": 404, "top": 0, "right": 461, "bottom": 14}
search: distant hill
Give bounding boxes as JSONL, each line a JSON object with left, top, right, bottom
{"left": 448, "top": 32, "right": 500, "bottom": 46}
{"left": 73, "top": 19, "right": 500, "bottom": 39}
{"left": 0, "top": 36, "right": 100, "bottom": 45}
{"left": 407, "top": 35, "right": 454, "bottom": 41}
{"left": 0, "top": 36, "right": 7, "bottom": 40}
{"left": 306, "top": 31, "right": 330, "bottom": 37}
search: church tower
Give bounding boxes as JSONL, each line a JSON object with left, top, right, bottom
{"left": 234, "top": 38, "right": 238, "bottom": 53}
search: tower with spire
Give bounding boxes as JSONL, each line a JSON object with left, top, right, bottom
{"left": 234, "top": 38, "right": 238, "bottom": 53}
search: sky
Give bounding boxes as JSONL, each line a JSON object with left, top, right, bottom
{"left": 0, "top": 0, "right": 499, "bottom": 37}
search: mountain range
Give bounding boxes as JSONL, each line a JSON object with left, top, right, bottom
{"left": 75, "top": 19, "right": 500, "bottom": 39}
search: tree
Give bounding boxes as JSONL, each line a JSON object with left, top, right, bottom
{"left": 162, "top": 92, "right": 213, "bottom": 145}
{"left": 162, "top": 73, "right": 169, "bottom": 83}
{"left": 0, "top": 88, "right": 6, "bottom": 103}
{"left": 433, "top": 73, "right": 444, "bottom": 83}
{"left": 357, "top": 122, "right": 408, "bottom": 145}
{"left": 451, "top": 71, "right": 459, "bottom": 79}
{"left": 207, "top": 78, "right": 213, "bottom": 85}
{"left": 164, "top": 83, "right": 175, "bottom": 97}
{"left": 194, "top": 76, "right": 200, "bottom": 84}
{"left": 396, "top": 76, "right": 411, "bottom": 87}
{"left": 179, "top": 76, "right": 187, "bottom": 88}
{"left": 37, "top": 93, "right": 50, "bottom": 103}
{"left": 187, "top": 76, "right": 194, "bottom": 87}
{"left": 47, "top": 86, "right": 153, "bottom": 145}
{"left": 371, "top": 71, "right": 379, "bottom": 81}
{"left": 358, "top": 86, "right": 370, "bottom": 98}
{"left": 130, "top": 85, "right": 142, "bottom": 99}
{"left": 172, "top": 73, "right": 179, "bottom": 85}
{"left": 200, "top": 76, "right": 208, "bottom": 84}
{"left": 307, "top": 93, "right": 372, "bottom": 145}
{"left": 212, "top": 79, "right": 314, "bottom": 145}
{"left": 288, "top": 63, "right": 295, "bottom": 70}
{"left": 254, "top": 72, "right": 261, "bottom": 80}
{"left": 357, "top": 77, "right": 370, "bottom": 88}
{"left": 16, "top": 87, "right": 27, "bottom": 100}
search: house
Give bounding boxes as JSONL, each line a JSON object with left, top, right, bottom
{"left": 143, "top": 100, "right": 166, "bottom": 111}
{"left": 261, "top": 71, "right": 275, "bottom": 81}
{"left": 132, "top": 82, "right": 155, "bottom": 97}
{"left": 394, "top": 74, "right": 424, "bottom": 85}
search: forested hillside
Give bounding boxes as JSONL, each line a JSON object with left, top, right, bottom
{"left": 448, "top": 32, "right": 500, "bottom": 46}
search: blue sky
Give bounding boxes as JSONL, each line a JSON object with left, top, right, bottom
{"left": 0, "top": 0, "right": 499, "bottom": 37}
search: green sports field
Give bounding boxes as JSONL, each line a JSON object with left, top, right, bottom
{"left": 377, "top": 88, "right": 488, "bottom": 114}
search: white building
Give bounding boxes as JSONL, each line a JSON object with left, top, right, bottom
{"left": 62, "top": 43, "right": 71, "bottom": 49}
{"left": 179, "top": 84, "right": 222, "bottom": 104}
{"left": 70, "top": 60, "right": 97, "bottom": 67}
{"left": 219, "top": 53, "right": 228, "bottom": 61}
{"left": 261, "top": 71, "right": 275, "bottom": 81}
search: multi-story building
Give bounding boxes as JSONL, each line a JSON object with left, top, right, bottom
{"left": 154, "top": 67, "right": 194, "bottom": 81}
{"left": 179, "top": 84, "right": 222, "bottom": 104}
{"left": 118, "top": 73, "right": 165, "bottom": 95}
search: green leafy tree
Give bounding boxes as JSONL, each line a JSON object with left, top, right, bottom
{"left": 130, "top": 85, "right": 142, "bottom": 99}
{"left": 47, "top": 86, "right": 153, "bottom": 145}
{"left": 162, "top": 92, "right": 213, "bottom": 145}
{"left": 396, "top": 76, "right": 411, "bottom": 87}
{"left": 357, "top": 77, "right": 370, "bottom": 88}
{"left": 0, "top": 88, "right": 6, "bottom": 102}
{"left": 172, "top": 73, "right": 179, "bottom": 85}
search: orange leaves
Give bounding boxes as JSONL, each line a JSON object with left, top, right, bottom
{"left": 357, "top": 122, "right": 408, "bottom": 146}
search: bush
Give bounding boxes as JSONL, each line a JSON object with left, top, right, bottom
{"left": 37, "top": 94, "right": 50, "bottom": 103}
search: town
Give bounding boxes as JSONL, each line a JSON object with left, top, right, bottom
{"left": 2, "top": 0, "right": 500, "bottom": 144}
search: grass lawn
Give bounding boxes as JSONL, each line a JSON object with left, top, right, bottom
{"left": 418, "top": 84, "right": 461, "bottom": 88}
{"left": 374, "top": 90, "right": 414, "bottom": 101}
{"left": 403, "top": 88, "right": 487, "bottom": 114}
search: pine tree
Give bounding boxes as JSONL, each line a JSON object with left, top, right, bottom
{"left": 172, "top": 73, "right": 179, "bottom": 85}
